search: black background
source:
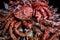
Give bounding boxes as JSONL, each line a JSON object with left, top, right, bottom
{"left": 49, "top": 0, "right": 60, "bottom": 13}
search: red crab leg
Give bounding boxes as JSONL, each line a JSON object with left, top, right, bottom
{"left": 0, "top": 16, "right": 7, "bottom": 22}
{"left": 0, "top": 12, "right": 13, "bottom": 29}
{"left": 42, "top": 28, "right": 50, "bottom": 40}
{"left": 49, "top": 30, "right": 59, "bottom": 40}
{"left": 35, "top": 10, "right": 42, "bottom": 22}
{"left": 40, "top": 7, "right": 48, "bottom": 19}
{"left": 14, "top": 22, "right": 26, "bottom": 37}
{"left": 0, "top": 8, "right": 13, "bottom": 22}
{"left": 40, "top": 24, "right": 50, "bottom": 39}
{"left": 2, "top": 17, "right": 14, "bottom": 36}
{"left": 43, "top": 7, "right": 52, "bottom": 16}
{"left": 9, "top": 20, "right": 17, "bottom": 40}
{"left": 39, "top": 2, "right": 48, "bottom": 7}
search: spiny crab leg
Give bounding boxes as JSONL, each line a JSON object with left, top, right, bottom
{"left": 49, "top": 30, "right": 59, "bottom": 40}
{"left": 42, "top": 28, "right": 50, "bottom": 40}
{"left": 0, "top": 14, "right": 13, "bottom": 30}
{"left": 40, "top": 7, "right": 48, "bottom": 19}
{"left": 2, "top": 17, "right": 14, "bottom": 36}
{"left": 35, "top": 10, "right": 42, "bottom": 22}
{"left": 9, "top": 20, "right": 17, "bottom": 40}
{"left": 43, "top": 7, "right": 52, "bottom": 16}
{"left": 0, "top": 16, "right": 8, "bottom": 22}
{"left": 34, "top": 5, "right": 50, "bottom": 20}
{"left": 39, "top": 1, "right": 48, "bottom": 7}
{"left": 0, "top": 8, "right": 13, "bottom": 22}
{"left": 14, "top": 21, "right": 26, "bottom": 37}
{"left": 32, "top": 1, "right": 48, "bottom": 8}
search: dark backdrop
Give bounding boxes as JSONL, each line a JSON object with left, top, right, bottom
{"left": 0, "top": 0, "right": 9, "bottom": 9}
{"left": 0, "top": 0, "right": 5, "bottom": 9}
{"left": 0, "top": 0, "right": 15, "bottom": 9}
{"left": 49, "top": 0, "right": 60, "bottom": 13}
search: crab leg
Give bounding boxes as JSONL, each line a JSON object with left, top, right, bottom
{"left": 0, "top": 16, "right": 13, "bottom": 30}
{"left": 39, "top": 2, "right": 48, "bottom": 7}
{"left": 49, "top": 30, "right": 59, "bottom": 40}
{"left": 0, "top": 8, "right": 13, "bottom": 22}
{"left": 42, "top": 28, "right": 50, "bottom": 40}
{"left": 2, "top": 17, "right": 14, "bottom": 36}
{"left": 40, "top": 7, "right": 48, "bottom": 19}
{"left": 14, "top": 22, "right": 25, "bottom": 37}
{"left": 9, "top": 20, "right": 17, "bottom": 40}
{"left": 40, "top": 24, "right": 50, "bottom": 40}
{"left": 35, "top": 10, "right": 42, "bottom": 22}
{"left": 43, "top": 7, "right": 52, "bottom": 16}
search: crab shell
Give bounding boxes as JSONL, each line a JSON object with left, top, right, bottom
{"left": 14, "top": 6, "right": 33, "bottom": 20}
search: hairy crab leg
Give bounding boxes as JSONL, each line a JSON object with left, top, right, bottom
{"left": 40, "top": 24, "right": 51, "bottom": 40}
{"left": 2, "top": 17, "right": 14, "bottom": 36}
{"left": 0, "top": 14, "right": 13, "bottom": 30}
{"left": 0, "top": 16, "right": 7, "bottom": 22}
{"left": 31, "top": 1, "right": 49, "bottom": 8}
{"left": 35, "top": 10, "right": 42, "bottom": 22}
{"left": 9, "top": 20, "right": 17, "bottom": 40}
{"left": 49, "top": 30, "right": 59, "bottom": 40}
{"left": 40, "top": 7, "right": 48, "bottom": 19}
{"left": 42, "top": 28, "right": 50, "bottom": 40}
{"left": 14, "top": 21, "right": 26, "bottom": 37}
{"left": 35, "top": 7, "right": 48, "bottom": 20}
{"left": 0, "top": 8, "right": 13, "bottom": 22}
{"left": 0, "top": 16, "right": 13, "bottom": 29}
{"left": 0, "top": 16, "right": 8, "bottom": 22}
{"left": 43, "top": 7, "right": 52, "bottom": 16}
{"left": 39, "top": 1, "right": 48, "bottom": 7}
